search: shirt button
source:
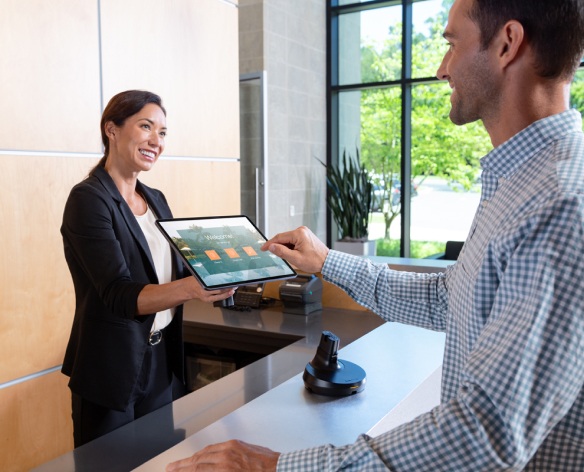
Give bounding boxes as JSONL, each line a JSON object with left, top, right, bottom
{"left": 482, "top": 200, "right": 489, "bottom": 207}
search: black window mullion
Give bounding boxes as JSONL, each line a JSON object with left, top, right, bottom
{"left": 328, "top": 0, "right": 420, "bottom": 254}
{"left": 400, "top": 0, "right": 413, "bottom": 257}
{"left": 327, "top": 2, "right": 337, "bottom": 248}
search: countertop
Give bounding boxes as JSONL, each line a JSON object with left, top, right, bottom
{"left": 135, "top": 320, "right": 445, "bottom": 470}
{"left": 34, "top": 300, "right": 400, "bottom": 471}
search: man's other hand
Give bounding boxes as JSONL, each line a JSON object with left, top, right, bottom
{"left": 166, "top": 439, "right": 280, "bottom": 471}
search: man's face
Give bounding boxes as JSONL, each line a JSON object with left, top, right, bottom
{"left": 436, "top": 0, "right": 499, "bottom": 126}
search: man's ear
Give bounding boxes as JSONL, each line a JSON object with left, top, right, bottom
{"left": 495, "top": 20, "right": 525, "bottom": 70}
{"left": 104, "top": 121, "right": 117, "bottom": 140}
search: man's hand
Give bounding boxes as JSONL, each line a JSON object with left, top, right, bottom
{"left": 166, "top": 440, "right": 280, "bottom": 471}
{"left": 261, "top": 226, "right": 329, "bottom": 274}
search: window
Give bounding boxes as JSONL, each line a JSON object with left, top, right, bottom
{"left": 338, "top": 5, "right": 402, "bottom": 85}
{"left": 571, "top": 69, "right": 584, "bottom": 123}
{"left": 330, "top": 1, "right": 584, "bottom": 258}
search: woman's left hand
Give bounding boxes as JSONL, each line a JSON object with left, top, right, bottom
{"left": 136, "top": 277, "right": 235, "bottom": 315}
{"left": 182, "top": 276, "right": 236, "bottom": 303}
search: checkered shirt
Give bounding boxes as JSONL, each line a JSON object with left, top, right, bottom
{"left": 277, "top": 109, "right": 584, "bottom": 471}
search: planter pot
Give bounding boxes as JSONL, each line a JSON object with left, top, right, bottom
{"left": 333, "top": 239, "right": 377, "bottom": 257}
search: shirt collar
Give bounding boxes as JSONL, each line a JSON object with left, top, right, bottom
{"left": 480, "top": 109, "right": 582, "bottom": 179}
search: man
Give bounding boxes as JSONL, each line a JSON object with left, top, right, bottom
{"left": 167, "top": 0, "right": 584, "bottom": 470}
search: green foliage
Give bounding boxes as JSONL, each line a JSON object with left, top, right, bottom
{"left": 321, "top": 149, "right": 373, "bottom": 241}
{"left": 571, "top": 70, "right": 584, "bottom": 126}
{"left": 359, "top": 87, "right": 402, "bottom": 239}
{"left": 412, "top": 83, "right": 491, "bottom": 187}
{"left": 376, "top": 238, "right": 445, "bottom": 259}
{"left": 357, "top": 0, "right": 491, "bottom": 239}
{"left": 360, "top": 23, "right": 402, "bottom": 83}
{"left": 339, "top": 0, "right": 583, "bottom": 254}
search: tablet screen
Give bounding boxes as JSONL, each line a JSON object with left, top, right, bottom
{"left": 156, "top": 215, "right": 296, "bottom": 289}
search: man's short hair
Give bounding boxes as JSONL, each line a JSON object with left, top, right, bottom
{"left": 468, "top": 0, "right": 584, "bottom": 80}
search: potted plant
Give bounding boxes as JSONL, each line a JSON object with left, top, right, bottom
{"left": 319, "top": 148, "right": 376, "bottom": 256}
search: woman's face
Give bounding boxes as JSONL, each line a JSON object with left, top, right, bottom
{"left": 106, "top": 103, "right": 167, "bottom": 173}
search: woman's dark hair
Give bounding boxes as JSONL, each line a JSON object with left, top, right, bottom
{"left": 468, "top": 0, "right": 584, "bottom": 80}
{"left": 92, "top": 90, "right": 166, "bottom": 171}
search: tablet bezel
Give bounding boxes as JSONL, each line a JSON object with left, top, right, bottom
{"left": 155, "top": 215, "right": 297, "bottom": 290}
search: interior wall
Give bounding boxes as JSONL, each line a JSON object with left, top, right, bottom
{"left": 0, "top": 1, "right": 240, "bottom": 470}
{"left": 239, "top": 0, "right": 327, "bottom": 242}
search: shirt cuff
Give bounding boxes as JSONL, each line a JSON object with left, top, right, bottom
{"left": 321, "top": 249, "right": 361, "bottom": 286}
{"left": 277, "top": 447, "right": 323, "bottom": 471}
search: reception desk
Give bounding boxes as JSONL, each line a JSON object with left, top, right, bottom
{"left": 33, "top": 297, "right": 445, "bottom": 471}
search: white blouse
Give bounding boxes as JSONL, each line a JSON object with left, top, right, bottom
{"left": 135, "top": 206, "right": 175, "bottom": 332}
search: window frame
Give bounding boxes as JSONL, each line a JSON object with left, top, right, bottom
{"left": 327, "top": 0, "right": 584, "bottom": 255}
{"left": 327, "top": 0, "right": 442, "bottom": 256}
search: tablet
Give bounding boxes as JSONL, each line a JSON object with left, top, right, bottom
{"left": 156, "top": 215, "right": 296, "bottom": 290}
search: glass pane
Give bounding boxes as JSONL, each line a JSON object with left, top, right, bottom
{"left": 338, "top": 90, "right": 362, "bottom": 157}
{"left": 570, "top": 68, "right": 584, "bottom": 129}
{"left": 410, "top": 82, "right": 490, "bottom": 258}
{"left": 336, "top": 0, "right": 385, "bottom": 6}
{"left": 412, "top": 0, "right": 451, "bottom": 79}
{"left": 339, "top": 5, "right": 402, "bottom": 85}
{"left": 338, "top": 87, "right": 403, "bottom": 254}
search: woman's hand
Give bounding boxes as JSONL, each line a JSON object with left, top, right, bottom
{"left": 136, "top": 277, "right": 235, "bottom": 315}
{"left": 180, "top": 276, "right": 236, "bottom": 304}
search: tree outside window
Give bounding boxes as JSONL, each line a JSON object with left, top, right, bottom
{"left": 332, "top": 0, "right": 583, "bottom": 257}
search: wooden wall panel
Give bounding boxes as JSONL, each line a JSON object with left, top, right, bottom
{"left": 0, "top": 0, "right": 102, "bottom": 153}
{"left": 0, "top": 155, "right": 98, "bottom": 384}
{"left": 0, "top": 154, "right": 240, "bottom": 469}
{"left": 139, "top": 159, "right": 241, "bottom": 217}
{"left": 100, "top": 0, "right": 240, "bottom": 159}
{"left": 0, "top": 0, "right": 240, "bottom": 469}
{"left": 0, "top": 371, "right": 73, "bottom": 472}
{"left": 0, "top": 154, "right": 240, "bottom": 385}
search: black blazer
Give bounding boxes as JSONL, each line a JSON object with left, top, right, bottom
{"left": 61, "top": 166, "right": 187, "bottom": 411}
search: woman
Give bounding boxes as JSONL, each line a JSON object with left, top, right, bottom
{"left": 60, "top": 90, "right": 234, "bottom": 447}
